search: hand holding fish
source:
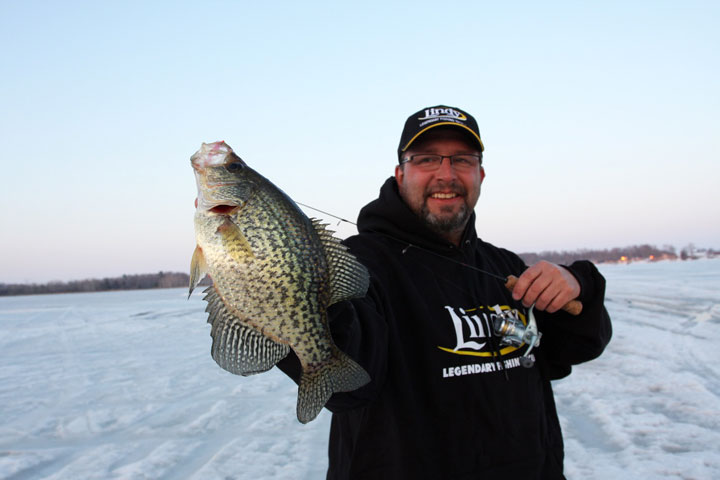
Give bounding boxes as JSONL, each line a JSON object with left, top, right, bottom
{"left": 508, "top": 261, "right": 581, "bottom": 314}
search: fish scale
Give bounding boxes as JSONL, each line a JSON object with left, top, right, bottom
{"left": 189, "top": 141, "right": 370, "bottom": 423}
{"left": 238, "top": 194, "right": 327, "bottom": 345}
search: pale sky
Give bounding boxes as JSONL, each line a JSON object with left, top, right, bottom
{"left": 1, "top": 1, "right": 718, "bottom": 284}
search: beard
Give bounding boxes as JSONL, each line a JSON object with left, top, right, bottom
{"left": 420, "top": 201, "right": 472, "bottom": 236}
{"left": 419, "top": 181, "right": 474, "bottom": 237}
{"left": 397, "top": 176, "right": 480, "bottom": 241}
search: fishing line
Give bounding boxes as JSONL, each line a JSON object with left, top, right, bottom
{"left": 296, "top": 202, "right": 355, "bottom": 227}
{"left": 296, "top": 201, "right": 509, "bottom": 283}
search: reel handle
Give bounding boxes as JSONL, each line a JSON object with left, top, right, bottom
{"left": 505, "top": 275, "right": 583, "bottom": 316}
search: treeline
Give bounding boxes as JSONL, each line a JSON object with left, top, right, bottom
{"left": 0, "top": 272, "right": 205, "bottom": 297}
{"left": 3, "top": 244, "right": 717, "bottom": 296}
{"left": 518, "top": 244, "right": 681, "bottom": 265}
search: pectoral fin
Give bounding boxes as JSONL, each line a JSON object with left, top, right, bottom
{"left": 216, "top": 219, "right": 255, "bottom": 263}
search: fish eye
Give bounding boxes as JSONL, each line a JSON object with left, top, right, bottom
{"left": 226, "top": 162, "right": 244, "bottom": 172}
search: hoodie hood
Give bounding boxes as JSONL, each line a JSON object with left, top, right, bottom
{"left": 356, "top": 177, "right": 478, "bottom": 254}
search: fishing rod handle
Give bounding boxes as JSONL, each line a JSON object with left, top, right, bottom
{"left": 504, "top": 275, "right": 583, "bottom": 316}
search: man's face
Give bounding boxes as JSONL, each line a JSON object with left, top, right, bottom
{"left": 395, "top": 129, "right": 485, "bottom": 242}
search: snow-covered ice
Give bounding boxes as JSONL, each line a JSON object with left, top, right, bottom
{"left": 1, "top": 259, "right": 719, "bottom": 479}
{"left": 557, "top": 259, "right": 720, "bottom": 479}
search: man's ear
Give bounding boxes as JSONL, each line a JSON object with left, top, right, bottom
{"left": 395, "top": 164, "right": 404, "bottom": 186}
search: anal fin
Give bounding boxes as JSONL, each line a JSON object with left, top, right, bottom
{"left": 203, "top": 286, "right": 289, "bottom": 375}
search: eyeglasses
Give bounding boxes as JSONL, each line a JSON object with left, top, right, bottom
{"left": 401, "top": 154, "right": 482, "bottom": 172}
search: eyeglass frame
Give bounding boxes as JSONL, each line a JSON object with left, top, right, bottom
{"left": 399, "top": 153, "right": 483, "bottom": 171}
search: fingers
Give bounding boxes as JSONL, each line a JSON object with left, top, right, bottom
{"left": 511, "top": 265, "right": 546, "bottom": 306}
{"left": 541, "top": 284, "right": 573, "bottom": 313}
{"left": 512, "top": 261, "right": 581, "bottom": 313}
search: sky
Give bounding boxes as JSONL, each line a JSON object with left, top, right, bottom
{"left": 1, "top": 0, "right": 718, "bottom": 283}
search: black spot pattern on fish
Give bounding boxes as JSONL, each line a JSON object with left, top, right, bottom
{"left": 193, "top": 143, "right": 370, "bottom": 422}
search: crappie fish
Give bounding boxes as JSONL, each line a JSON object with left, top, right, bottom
{"left": 189, "top": 141, "right": 371, "bottom": 423}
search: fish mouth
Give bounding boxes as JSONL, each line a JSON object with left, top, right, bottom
{"left": 209, "top": 204, "right": 238, "bottom": 215}
{"left": 195, "top": 192, "right": 240, "bottom": 214}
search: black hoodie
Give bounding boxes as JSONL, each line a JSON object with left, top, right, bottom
{"left": 278, "top": 177, "right": 612, "bottom": 480}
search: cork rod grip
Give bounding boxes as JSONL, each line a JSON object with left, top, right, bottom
{"left": 505, "top": 275, "right": 583, "bottom": 316}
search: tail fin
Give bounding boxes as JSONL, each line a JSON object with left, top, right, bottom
{"left": 296, "top": 349, "right": 371, "bottom": 424}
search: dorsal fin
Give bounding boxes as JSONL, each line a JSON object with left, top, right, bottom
{"left": 311, "top": 219, "right": 370, "bottom": 306}
{"left": 202, "top": 286, "right": 289, "bottom": 375}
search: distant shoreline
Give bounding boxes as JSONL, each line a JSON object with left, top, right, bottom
{"left": 2, "top": 244, "right": 716, "bottom": 297}
{"left": 0, "top": 272, "right": 211, "bottom": 297}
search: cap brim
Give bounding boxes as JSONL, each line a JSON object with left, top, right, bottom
{"left": 400, "top": 122, "right": 485, "bottom": 153}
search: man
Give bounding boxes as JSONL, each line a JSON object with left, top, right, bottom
{"left": 279, "top": 105, "right": 612, "bottom": 479}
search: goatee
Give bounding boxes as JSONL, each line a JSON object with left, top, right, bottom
{"left": 420, "top": 203, "right": 472, "bottom": 237}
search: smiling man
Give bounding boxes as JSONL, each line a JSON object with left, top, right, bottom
{"left": 278, "top": 105, "right": 612, "bottom": 479}
{"left": 395, "top": 126, "right": 484, "bottom": 245}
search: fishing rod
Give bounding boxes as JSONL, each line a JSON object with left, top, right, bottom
{"left": 296, "top": 201, "right": 583, "bottom": 316}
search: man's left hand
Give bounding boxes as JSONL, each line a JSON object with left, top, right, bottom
{"left": 511, "top": 261, "right": 581, "bottom": 313}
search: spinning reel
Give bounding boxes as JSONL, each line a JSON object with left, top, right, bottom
{"left": 491, "top": 305, "right": 542, "bottom": 368}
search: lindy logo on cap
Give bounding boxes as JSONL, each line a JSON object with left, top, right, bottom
{"left": 418, "top": 107, "right": 467, "bottom": 122}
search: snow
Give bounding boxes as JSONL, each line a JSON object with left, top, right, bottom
{"left": 557, "top": 259, "right": 720, "bottom": 479}
{"left": 1, "top": 259, "right": 719, "bottom": 479}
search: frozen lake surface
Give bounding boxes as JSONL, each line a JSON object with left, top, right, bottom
{"left": 1, "top": 259, "right": 719, "bottom": 479}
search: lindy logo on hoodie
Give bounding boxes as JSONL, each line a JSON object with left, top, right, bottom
{"left": 437, "top": 305, "right": 525, "bottom": 358}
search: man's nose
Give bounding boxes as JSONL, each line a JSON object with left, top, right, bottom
{"left": 435, "top": 157, "right": 458, "bottom": 179}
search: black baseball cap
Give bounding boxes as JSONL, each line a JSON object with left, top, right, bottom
{"left": 397, "top": 105, "right": 484, "bottom": 162}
